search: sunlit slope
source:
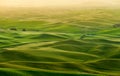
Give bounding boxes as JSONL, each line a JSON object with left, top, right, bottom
{"left": 0, "top": 27, "right": 120, "bottom": 76}
{"left": 0, "top": 9, "right": 120, "bottom": 33}
{"left": 0, "top": 8, "right": 120, "bottom": 76}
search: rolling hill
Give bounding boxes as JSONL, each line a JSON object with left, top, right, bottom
{"left": 0, "top": 7, "right": 120, "bottom": 76}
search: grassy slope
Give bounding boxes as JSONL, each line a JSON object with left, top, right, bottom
{"left": 0, "top": 8, "right": 120, "bottom": 76}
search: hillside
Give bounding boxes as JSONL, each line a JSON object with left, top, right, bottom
{"left": 0, "top": 8, "right": 120, "bottom": 76}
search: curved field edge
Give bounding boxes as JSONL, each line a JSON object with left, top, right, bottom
{"left": 0, "top": 68, "right": 106, "bottom": 76}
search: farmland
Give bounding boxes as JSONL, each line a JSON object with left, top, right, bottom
{"left": 0, "top": 7, "right": 120, "bottom": 76}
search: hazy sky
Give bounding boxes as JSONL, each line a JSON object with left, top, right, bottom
{"left": 0, "top": 0, "right": 120, "bottom": 8}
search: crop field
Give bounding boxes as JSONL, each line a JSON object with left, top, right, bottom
{"left": 0, "top": 7, "right": 120, "bottom": 76}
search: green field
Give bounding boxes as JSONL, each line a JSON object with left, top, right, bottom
{"left": 0, "top": 8, "right": 120, "bottom": 76}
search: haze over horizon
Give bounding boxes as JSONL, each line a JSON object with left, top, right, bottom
{"left": 0, "top": 0, "right": 120, "bottom": 8}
